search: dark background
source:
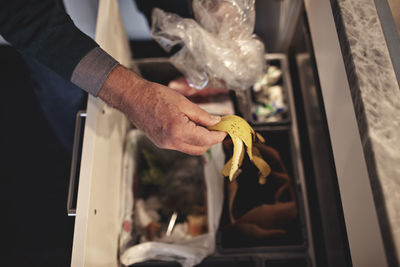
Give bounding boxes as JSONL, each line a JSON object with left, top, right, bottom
{"left": 0, "top": 46, "right": 75, "bottom": 267}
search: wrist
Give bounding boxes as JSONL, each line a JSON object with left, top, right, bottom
{"left": 98, "top": 65, "right": 143, "bottom": 111}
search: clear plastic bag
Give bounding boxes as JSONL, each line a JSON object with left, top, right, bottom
{"left": 151, "top": 0, "right": 265, "bottom": 90}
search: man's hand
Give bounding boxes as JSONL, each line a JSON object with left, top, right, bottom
{"left": 98, "top": 65, "right": 226, "bottom": 155}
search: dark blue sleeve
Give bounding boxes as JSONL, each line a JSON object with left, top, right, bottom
{"left": 0, "top": 0, "right": 99, "bottom": 80}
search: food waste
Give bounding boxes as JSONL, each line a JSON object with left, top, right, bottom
{"left": 208, "top": 115, "right": 271, "bottom": 184}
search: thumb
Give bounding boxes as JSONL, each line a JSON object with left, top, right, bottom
{"left": 182, "top": 101, "right": 221, "bottom": 127}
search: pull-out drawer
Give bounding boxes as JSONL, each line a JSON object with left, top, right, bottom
{"left": 70, "top": 0, "right": 390, "bottom": 266}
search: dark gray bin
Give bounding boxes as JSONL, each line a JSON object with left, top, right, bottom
{"left": 216, "top": 128, "right": 308, "bottom": 254}
{"left": 238, "top": 54, "right": 292, "bottom": 126}
{"left": 126, "top": 58, "right": 311, "bottom": 267}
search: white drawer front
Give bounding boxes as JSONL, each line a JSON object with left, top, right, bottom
{"left": 71, "top": 0, "right": 132, "bottom": 266}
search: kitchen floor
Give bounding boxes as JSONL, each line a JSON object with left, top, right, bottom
{"left": 1, "top": 46, "right": 74, "bottom": 267}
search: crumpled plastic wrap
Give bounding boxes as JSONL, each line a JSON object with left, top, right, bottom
{"left": 151, "top": 0, "right": 265, "bottom": 90}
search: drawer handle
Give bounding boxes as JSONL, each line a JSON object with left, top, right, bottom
{"left": 67, "top": 111, "right": 87, "bottom": 216}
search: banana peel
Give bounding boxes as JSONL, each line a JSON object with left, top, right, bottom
{"left": 208, "top": 115, "right": 271, "bottom": 184}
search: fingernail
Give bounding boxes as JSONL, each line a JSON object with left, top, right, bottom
{"left": 211, "top": 115, "right": 221, "bottom": 123}
{"left": 168, "top": 81, "right": 178, "bottom": 88}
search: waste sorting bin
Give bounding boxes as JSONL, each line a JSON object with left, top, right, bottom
{"left": 114, "top": 54, "right": 312, "bottom": 267}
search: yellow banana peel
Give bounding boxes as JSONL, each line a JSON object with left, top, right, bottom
{"left": 253, "top": 146, "right": 271, "bottom": 184}
{"left": 208, "top": 115, "right": 271, "bottom": 184}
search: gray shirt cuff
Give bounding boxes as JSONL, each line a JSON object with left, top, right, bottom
{"left": 71, "top": 47, "right": 119, "bottom": 96}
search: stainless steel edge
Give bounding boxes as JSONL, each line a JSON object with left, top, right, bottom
{"left": 277, "top": 53, "right": 316, "bottom": 267}
{"left": 67, "top": 111, "right": 87, "bottom": 217}
{"left": 304, "top": 0, "right": 388, "bottom": 266}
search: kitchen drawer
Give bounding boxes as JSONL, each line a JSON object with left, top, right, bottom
{"left": 69, "top": 52, "right": 312, "bottom": 266}
{"left": 69, "top": 1, "right": 314, "bottom": 266}
{"left": 69, "top": 0, "right": 390, "bottom": 266}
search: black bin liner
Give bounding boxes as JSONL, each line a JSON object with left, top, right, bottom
{"left": 217, "top": 129, "right": 307, "bottom": 250}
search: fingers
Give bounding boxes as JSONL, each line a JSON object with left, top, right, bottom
{"left": 170, "top": 143, "right": 211, "bottom": 156}
{"left": 183, "top": 123, "right": 227, "bottom": 147}
{"left": 181, "top": 100, "right": 222, "bottom": 127}
{"left": 160, "top": 115, "right": 226, "bottom": 155}
{"left": 155, "top": 132, "right": 212, "bottom": 155}
{"left": 179, "top": 102, "right": 227, "bottom": 147}
{"left": 174, "top": 114, "right": 226, "bottom": 146}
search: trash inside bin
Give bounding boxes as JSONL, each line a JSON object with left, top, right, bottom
{"left": 119, "top": 130, "right": 225, "bottom": 267}
{"left": 218, "top": 130, "right": 305, "bottom": 250}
